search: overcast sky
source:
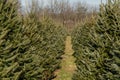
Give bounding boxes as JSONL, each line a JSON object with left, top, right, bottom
{"left": 20, "top": 0, "right": 107, "bottom": 9}
{"left": 72, "top": 0, "right": 106, "bottom": 5}
{"left": 21, "top": 0, "right": 106, "bottom": 6}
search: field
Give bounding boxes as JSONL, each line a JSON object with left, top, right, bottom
{"left": 0, "top": 0, "right": 120, "bottom": 80}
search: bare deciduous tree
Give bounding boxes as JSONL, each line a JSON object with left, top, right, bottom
{"left": 19, "top": 0, "right": 97, "bottom": 31}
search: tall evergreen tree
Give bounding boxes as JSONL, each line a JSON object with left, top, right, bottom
{"left": 72, "top": 0, "right": 120, "bottom": 80}
{"left": 94, "top": 0, "right": 120, "bottom": 79}
{"left": 0, "top": 0, "right": 24, "bottom": 79}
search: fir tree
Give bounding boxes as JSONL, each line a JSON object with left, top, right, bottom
{"left": 94, "top": 0, "right": 120, "bottom": 79}
{"left": 72, "top": 0, "right": 120, "bottom": 80}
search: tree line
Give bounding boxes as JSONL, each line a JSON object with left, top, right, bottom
{"left": 19, "top": 0, "right": 97, "bottom": 32}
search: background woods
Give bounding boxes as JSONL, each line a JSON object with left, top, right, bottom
{"left": 19, "top": 0, "right": 97, "bottom": 33}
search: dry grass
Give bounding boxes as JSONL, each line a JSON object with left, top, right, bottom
{"left": 53, "top": 36, "right": 76, "bottom": 80}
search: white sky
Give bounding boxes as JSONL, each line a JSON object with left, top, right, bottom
{"left": 20, "top": 0, "right": 107, "bottom": 7}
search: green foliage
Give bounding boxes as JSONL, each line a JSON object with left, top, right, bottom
{"left": 0, "top": 0, "right": 66, "bottom": 80}
{"left": 0, "top": 0, "right": 23, "bottom": 79}
{"left": 72, "top": 22, "right": 97, "bottom": 80}
{"left": 72, "top": 0, "right": 120, "bottom": 80}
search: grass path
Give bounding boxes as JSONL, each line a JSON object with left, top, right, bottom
{"left": 54, "top": 36, "right": 76, "bottom": 80}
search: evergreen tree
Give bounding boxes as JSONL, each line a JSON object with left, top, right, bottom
{"left": 72, "top": 0, "right": 120, "bottom": 80}
{"left": 94, "top": 0, "right": 120, "bottom": 79}
{"left": 0, "top": 0, "right": 24, "bottom": 79}
{"left": 72, "top": 20, "right": 97, "bottom": 80}
{"left": 0, "top": 0, "right": 66, "bottom": 79}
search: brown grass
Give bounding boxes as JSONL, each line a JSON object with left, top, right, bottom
{"left": 53, "top": 36, "right": 76, "bottom": 80}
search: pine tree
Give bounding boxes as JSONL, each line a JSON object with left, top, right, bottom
{"left": 0, "top": 0, "right": 66, "bottom": 79}
{"left": 94, "top": 0, "right": 120, "bottom": 79}
{"left": 72, "top": 0, "right": 120, "bottom": 80}
{"left": 0, "top": 0, "right": 24, "bottom": 79}
{"left": 0, "top": 1, "right": 43, "bottom": 79}
{"left": 72, "top": 20, "right": 97, "bottom": 80}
